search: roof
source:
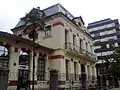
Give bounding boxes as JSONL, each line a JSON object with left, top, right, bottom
{"left": 88, "top": 18, "right": 111, "bottom": 25}
{"left": 11, "top": 3, "right": 85, "bottom": 31}
{"left": 0, "top": 31, "right": 54, "bottom": 51}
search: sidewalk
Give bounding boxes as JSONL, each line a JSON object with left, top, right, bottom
{"left": 109, "top": 88, "right": 120, "bottom": 90}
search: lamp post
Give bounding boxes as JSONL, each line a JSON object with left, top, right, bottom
{"left": 24, "top": 7, "right": 45, "bottom": 90}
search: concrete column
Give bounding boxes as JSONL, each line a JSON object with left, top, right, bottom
{"left": 29, "top": 52, "right": 38, "bottom": 81}
{"left": 78, "top": 62, "right": 81, "bottom": 75}
{"left": 87, "top": 65, "right": 90, "bottom": 82}
{"left": 34, "top": 53, "right": 39, "bottom": 81}
{"left": 93, "top": 65, "right": 97, "bottom": 84}
{"left": 50, "top": 50, "right": 65, "bottom": 81}
{"left": 89, "top": 65, "right": 93, "bottom": 83}
{"left": 69, "top": 59, "right": 74, "bottom": 80}
{"left": 87, "top": 43, "right": 90, "bottom": 53}
{"left": 85, "top": 64, "right": 88, "bottom": 77}
{"left": 8, "top": 47, "right": 20, "bottom": 90}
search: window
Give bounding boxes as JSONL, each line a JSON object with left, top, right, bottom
{"left": 37, "top": 53, "right": 46, "bottom": 81}
{"left": 86, "top": 42, "right": 88, "bottom": 51}
{"left": 90, "top": 45, "right": 92, "bottom": 53}
{"left": 74, "top": 62, "right": 77, "bottom": 80}
{"left": 109, "top": 43, "right": 115, "bottom": 48}
{"left": 115, "top": 43, "right": 118, "bottom": 47}
{"left": 96, "top": 52, "right": 101, "bottom": 56}
{"left": 98, "top": 25, "right": 106, "bottom": 29}
{"left": 78, "top": 22, "right": 81, "bottom": 26}
{"left": 106, "top": 23, "right": 115, "bottom": 28}
{"left": 101, "top": 45, "right": 106, "bottom": 49}
{"left": 94, "top": 46, "right": 101, "bottom": 49}
{"left": 73, "top": 34, "right": 76, "bottom": 45}
{"left": 66, "top": 60, "right": 69, "bottom": 80}
{"left": 44, "top": 25, "right": 51, "bottom": 36}
{"left": 107, "top": 29, "right": 116, "bottom": 34}
{"left": 106, "top": 44, "right": 110, "bottom": 48}
{"left": 79, "top": 38, "right": 83, "bottom": 49}
{"left": 81, "top": 64, "right": 85, "bottom": 73}
{"left": 94, "top": 33, "right": 100, "bottom": 37}
{"left": 65, "top": 30, "right": 69, "bottom": 49}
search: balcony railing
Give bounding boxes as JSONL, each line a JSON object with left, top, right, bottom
{"left": 65, "top": 42, "right": 96, "bottom": 61}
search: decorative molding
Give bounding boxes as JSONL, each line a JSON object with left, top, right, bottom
{"left": 53, "top": 22, "right": 64, "bottom": 27}
{"left": 8, "top": 80, "right": 37, "bottom": 86}
{"left": 49, "top": 55, "right": 64, "bottom": 59}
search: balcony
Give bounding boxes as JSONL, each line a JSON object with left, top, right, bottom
{"left": 65, "top": 42, "right": 96, "bottom": 61}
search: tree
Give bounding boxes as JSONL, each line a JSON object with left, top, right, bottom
{"left": 108, "top": 48, "right": 120, "bottom": 77}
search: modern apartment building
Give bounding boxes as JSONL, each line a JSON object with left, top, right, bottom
{"left": 0, "top": 4, "right": 97, "bottom": 90}
{"left": 87, "top": 18, "right": 120, "bottom": 86}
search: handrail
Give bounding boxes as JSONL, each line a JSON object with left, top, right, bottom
{"left": 65, "top": 42, "right": 97, "bottom": 61}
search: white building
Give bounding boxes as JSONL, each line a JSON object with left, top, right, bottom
{"left": 0, "top": 4, "right": 97, "bottom": 90}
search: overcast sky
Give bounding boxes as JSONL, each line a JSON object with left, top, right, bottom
{"left": 0, "top": 0, "right": 120, "bottom": 33}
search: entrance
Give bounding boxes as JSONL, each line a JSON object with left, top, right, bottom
{"left": 17, "top": 48, "right": 30, "bottom": 90}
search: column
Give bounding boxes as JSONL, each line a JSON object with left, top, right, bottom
{"left": 87, "top": 65, "right": 90, "bottom": 83}
{"left": 87, "top": 43, "right": 90, "bottom": 53}
{"left": 85, "top": 64, "right": 88, "bottom": 78}
{"left": 69, "top": 59, "right": 74, "bottom": 81}
{"left": 93, "top": 65, "right": 97, "bottom": 84}
{"left": 89, "top": 65, "right": 93, "bottom": 83}
{"left": 29, "top": 52, "right": 38, "bottom": 88}
{"left": 8, "top": 47, "right": 20, "bottom": 90}
{"left": 49, "top": 50, "right": 65, "bottom": 89}
{"left": 78, "top": 62, "right": 81, "bottom": 78}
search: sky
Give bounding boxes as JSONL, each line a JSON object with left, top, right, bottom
{"left": 0, "top": 0, "right": 120, "bottom": 33}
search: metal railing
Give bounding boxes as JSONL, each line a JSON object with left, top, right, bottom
{"left": 65, "top": 42, "right": 97, "bottom": 61}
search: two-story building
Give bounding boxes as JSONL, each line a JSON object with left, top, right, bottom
{"left": 3, "top": 3, "right": 97, "bottom": 90}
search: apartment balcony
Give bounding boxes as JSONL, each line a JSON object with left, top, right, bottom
{"left": 64, "top": 42, "right": 96, "bottom": 61}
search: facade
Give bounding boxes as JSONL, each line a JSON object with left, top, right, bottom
{"left": 0, "top": 4, "right": 97, "bottom": 90}
{"left": 87, "top": 18, "right": 120, "bottom": 87}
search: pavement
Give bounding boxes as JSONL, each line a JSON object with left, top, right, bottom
{"left": 109, "top": 88, "right": 120, "bottom": 90}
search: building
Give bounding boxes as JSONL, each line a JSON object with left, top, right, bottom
{"left": 87, "top": 18, "right": 120, "bottom": 87}
{"left": 0, "top": 4, "right": 97, "bottom": 90}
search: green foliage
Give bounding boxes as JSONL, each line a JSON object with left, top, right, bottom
{"left": 108, "top": 48, "right": 120, "bottom": 76}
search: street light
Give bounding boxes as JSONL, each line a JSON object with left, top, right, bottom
{"left": 24, "top": 7, "right": 46, "bottom": 90}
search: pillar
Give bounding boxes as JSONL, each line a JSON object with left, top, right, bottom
{"left": 49, "top": 50, "right": 65, "bottom": 89}
{"left": 8, "top": 47, "right": 20, "bottom": 90}
{"left": 89, "top": 65, "right": 93, "bottom": 83}
{"left": 29, "top": 52, "right": 38, "bottom": 88}
{"left": 78, "top": 62, "right": 81, "bottom": 80}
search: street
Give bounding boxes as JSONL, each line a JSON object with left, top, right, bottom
{"left": 109, "top": 88, "right": 120, "bottom": 90}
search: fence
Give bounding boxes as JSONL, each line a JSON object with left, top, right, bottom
{"left": 1, "top": 70, "right": 118, "bottom": 90}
